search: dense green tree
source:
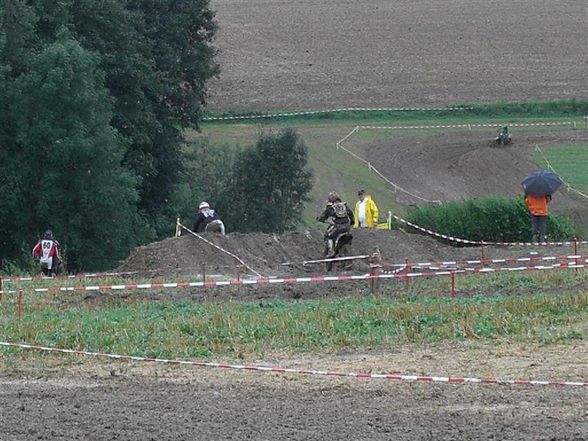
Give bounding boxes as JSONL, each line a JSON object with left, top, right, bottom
{"left": 168, "top": 138, "right": 235, "bottom": 231}
{"left": 15, "top": 0, "right": 218, "bottom": 234}
{"left": 229, "top": 129, "right": 313, "bottom": 233}
{"left": 4, "top": 36, "right": 145, "bottom": 270}
{"left": 0, "top": 0, "right": 219, "bottom": 269}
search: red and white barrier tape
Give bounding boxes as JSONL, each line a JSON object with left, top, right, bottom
{"left": 281, "top": 254, "right": 371, "bottom": 266}
{"left": 358, "top": 121, "right": 582, "bottom": 131}
{"left": 383, "top": 260, "right": 587, "bottom": 275}
{"left": 202, "top": 106, "right": 473, "bottom": 122}
{"left": 10, "top": 261, "right": 586, "bottom": 294}
{"left": 2, "top": 270, "right": 147, "bottom": 283}
{"left": 0, "top": 341, "right": 584, "bottom": 387}
{"left": 387, "top": 254, "right": 588, "bottom": 268}
{"left": 178, "top": 223, "right": 263, "bottom": 278}
{"left": 383, "top": 254, "right": 588, "bottom": 270}
{"left": 393, "top": 214, "right": 588, "bottom": 247}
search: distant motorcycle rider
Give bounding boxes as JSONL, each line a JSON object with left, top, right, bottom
{"left": 317, "top": 192, "right": 355, "bottom": 257}
{"left": 495, "top": 126, "right": 512, "bottom": 145}
{"left": 32, "top": 229, "right": 62, "bottom": 277}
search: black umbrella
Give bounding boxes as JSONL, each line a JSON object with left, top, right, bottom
{"left": 521, "top": 170, "right": 563, "bottom": 197}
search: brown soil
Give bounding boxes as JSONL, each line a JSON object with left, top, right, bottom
{"left": 363, "top": 131, "right": 588, "bottom": 214}
{"left": 1, "top": 342, "right": 586, "bottom": 440}
{"left": 206, "top": 0, "right": 588, "bottom": 111}
{"left": 119, "top": 228, "right": 581, "bottom": 279}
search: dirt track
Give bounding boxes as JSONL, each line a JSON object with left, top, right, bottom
{"left": 1, "top": 376, "right": 586, "bottom": 441}
{"left": 362, "top": 131, "right": 588, "bottom": 209}
{"left": 207, "top": 0, "right": 588, "bottom": 110}
{"left": 1, "top": 343, "right": 586, "bottom": 440}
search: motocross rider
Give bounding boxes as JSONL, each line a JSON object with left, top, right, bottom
{"left": 317, "top": 192, "right": 355, "bottom": 257}
{"left": 32, "top": 229, "right": 62, "bottom": 277}
{"left": 496, "top": 126, "right": 511, "bottom": 144}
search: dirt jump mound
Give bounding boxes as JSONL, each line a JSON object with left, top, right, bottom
{"left": 117, "top": 228, "right": 557, "bottom": 281}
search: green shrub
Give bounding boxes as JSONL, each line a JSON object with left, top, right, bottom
{"left": 405, "top": 196, "right": 578, "bottom": 244}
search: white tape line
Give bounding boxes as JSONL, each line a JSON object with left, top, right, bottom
{"left": 336, "top": 127, "right": 442, "bottom": 204}
{"left": 202, "top": 107, "right": 474, "bottom": 121}
{"left": 0, "top": 341, "right": 585, "bottom": 387}
{"left": 15, "top": 262, "right": 586, "bottom": 294}
{"left": 358, "top": 121, "right": 581, "bottom": 130}
{"left": 384, "top": 255, "right": 588, "bottom": 271}
{"left": 178, "top": 223, "right": 263, "bottom": 278}
{"left": 393, "top": 214, "right": 588, "bottom": 247}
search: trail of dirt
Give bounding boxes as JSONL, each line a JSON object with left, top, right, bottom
{"left": 206, "top": 0, "right": 588, "bottom": 111}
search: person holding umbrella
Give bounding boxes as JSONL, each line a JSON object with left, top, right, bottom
{"left": 521, "top": 170, "right": 563, "bottom": 243}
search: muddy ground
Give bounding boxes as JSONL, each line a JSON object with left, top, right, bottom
{"left": 118, "top": 228, "right": 584, "bottom": 280}
{"left": 207, "top": 0, "right": 587, "bottom": 110}
{"left": 362, "top": 131, "right": 588, "bottom": 209}
{"left": 1, "top": 343, "right": 586, "bottom": 440}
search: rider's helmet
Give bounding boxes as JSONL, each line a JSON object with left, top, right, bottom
{"left": 199, "top": 201, "right": 210, "bottom": 210}
{"left": 43, "top": 229, "right": 53, "bottom": 240}
{"left": 327, "top": 192, "right": 340, "bottom": 203}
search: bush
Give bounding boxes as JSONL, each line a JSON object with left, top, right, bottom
{"left": 405, "top": 196, "right": 578, "bottom": 244}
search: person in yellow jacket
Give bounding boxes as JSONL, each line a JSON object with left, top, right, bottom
{"left": 354, "top": 190, "right": 379, "bottom": 228}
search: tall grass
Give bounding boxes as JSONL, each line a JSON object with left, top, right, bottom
{"left": 1, "top": 281, "right": 585, "bottom": 359}
{"left": 405, "top": 196, "right": 579, "bottom": 244}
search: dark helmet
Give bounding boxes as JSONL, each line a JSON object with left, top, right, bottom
{"left": 327, "top": 191, "right": 340, "bottom": 203}
{"left": 43, "top": 229, "right": 53, "bottom": 240}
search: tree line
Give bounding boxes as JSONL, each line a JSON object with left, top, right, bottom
{"left": 176, "top": 128, "right": 313, "bottom": 235}
{"left": 0, "top": 1, "right": 312, "bottom": 271}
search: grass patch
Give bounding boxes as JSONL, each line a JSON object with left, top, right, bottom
{"left": 404, "top": 196, "right": 580, "bottom": 243}
{"left": 1, "top": 273, "right": 586, "bottom": 360}
{"left": 194, "top": 106, "right": 586, "bottom": 228}
{"left": 201, "top": 99, "right": 588, "bottom": 125}
{"left": 532, "top": 144, "right": 588, "bottom": 194}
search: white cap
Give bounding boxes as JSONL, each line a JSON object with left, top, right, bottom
{"left": 199, "top": 201, "right": 210, "bottom": 210}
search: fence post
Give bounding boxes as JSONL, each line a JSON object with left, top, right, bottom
{"left": 201, "top": 263, "right": 206, "bottom": 284}
{"left": 573, "top": 237, "right": 579, "bottom": 274}
{"left": 0, "top": 276, "right": 3, "bottom": 301}
{"left": 17, "top": 289, "right": 23, "bottom": 318}
{"left": 480, "top": 241, "right": 486, "bottom": 261}
{"left": 175, "top": 218, "right": 181, "bottom": 237}
{"left": 405, "top": 259, "right": 411, "bottom": 291}
{"left": 369, "top": 248, "right": 382, "bottom": 295}
{"left": 388, "top": 211, "right": 392, "bottom": 230}
{"left": 234, "top": 257, "right": 241, "bottom": 281}
{"left": 450, "top": 272, "right": 456, "bottom": 297}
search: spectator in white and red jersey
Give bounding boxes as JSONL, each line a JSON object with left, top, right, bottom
{"left": 32, "top": 230, "right": 62, "bottom": 277}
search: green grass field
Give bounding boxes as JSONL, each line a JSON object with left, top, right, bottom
{"left": 193, "top": 107, "right": 587, "bottom": 228}
{"left": 532, "top": 144, "right": 588, "bottom": 194}
{"left": 1, "top": 271, "right": 586, "bottom": 360}
{"left": 3, "top": 100, "right": 586, "bottom": 366}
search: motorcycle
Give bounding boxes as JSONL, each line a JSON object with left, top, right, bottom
{"left": 324, "top": 231, "right": 353, "bottom": 272}
{"left": 37, "top": 257, "right": 63, "bottom": 278}
{"left": 494, "top": 127, "right": 512, "bottom": 146}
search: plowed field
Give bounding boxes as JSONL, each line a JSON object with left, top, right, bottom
{"left": 207, "top": 0, "right": 588, "bottom": 110}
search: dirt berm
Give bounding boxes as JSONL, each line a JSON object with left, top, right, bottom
{"left": 118, "top": 228, "right": 570, "bottom": 280}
